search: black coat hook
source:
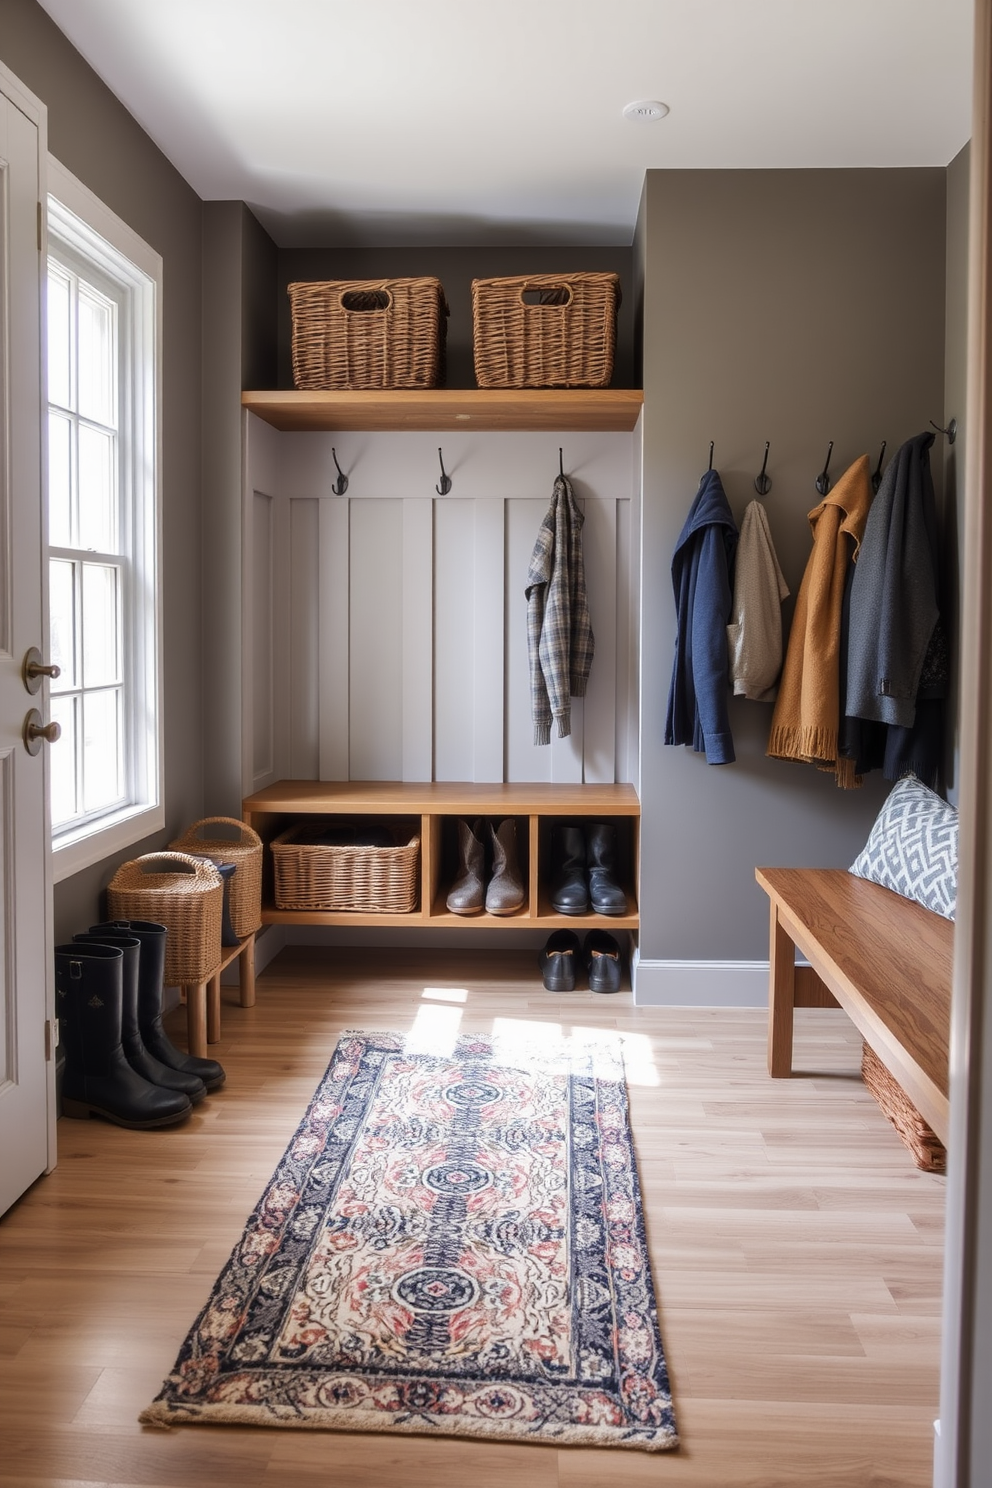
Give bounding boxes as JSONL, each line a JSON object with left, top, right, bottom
{"left": 871, "top": 441, "right": 887, "bottom": 495}
{"left": 330, "top": 447, "right": 349, "bottom": 496}
{"left": 930, "top": 418, "right": 957, "bottom": 445}
{"left": 436, "top": 447, "right": 452, "bottom": 495}
{"left": 708, "top": 440, "right": 715, "bottom": 472}
{"left": 815, "top": 441, "right": 834, "bottom": 497}
{"left": 754, "top": 441, "right": 772, "bottom": 496}
{"left": 559, "top": 447, "right": 565, "bottom": 479}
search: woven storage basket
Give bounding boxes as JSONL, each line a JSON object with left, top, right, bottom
{"left": 170, "top": 817, "right": 263, "bottom": 938}
{"left": 271, "top": 824, "right": 420, "bottom": 913}
{"left": 107, "top": 852, "right": 224, "bottom": 986}
{"left": 288, "top": 277, "right": 448, "bottom": 390}
{"left": 472, "top": 271, "right": 621, "bottom": 389}
{"left": 862, "top": 1042, "right": 947, "bottom": 1173}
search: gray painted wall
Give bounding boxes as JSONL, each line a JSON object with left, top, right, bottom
{"left": 276, "top": 246, "right": 635, "bottom": 390}
{"left": 637, "top": 167, "right": 947, "bottom": 970}
{"left": 0, "top": 0, "right": 205, "bottom": 939}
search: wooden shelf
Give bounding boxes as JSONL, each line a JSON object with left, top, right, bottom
{"left": 241, "top": 388, "right": 643, "bottom": 433}
{"left": 243, "top": 780, "right": 640, "bottom": 932}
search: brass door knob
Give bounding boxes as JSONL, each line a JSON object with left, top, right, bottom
{"left": 23, "top": 709, "right": 61, "bottom": 756}
{"left": 22, "top": 646, "right": 61, "bottom": 695}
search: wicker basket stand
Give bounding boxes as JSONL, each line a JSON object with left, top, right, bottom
{"left": 288, "top": 277, "right": 448, "bottom": 390}
{"left": 271, "top": 824, "right": 420, "bottom": 914}
{"left": 170, "top": 817, "right": 263, "bottom": 938}
{"left": 472, "top": 271, "right": 621, "bottom": 389}
{"left": 107, "top": 852, "right": 224, "bottom": 987}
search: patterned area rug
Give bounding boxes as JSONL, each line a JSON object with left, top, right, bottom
{"left": 140, "top": 1029, "right": 677, "bottom": 1451}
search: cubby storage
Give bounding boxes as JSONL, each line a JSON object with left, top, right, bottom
{"left": 242, "top": 780, "right": 639, "bottom": 930}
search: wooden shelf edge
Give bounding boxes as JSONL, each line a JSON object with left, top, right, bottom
{"left": 242, "top": 388, "right": 643, "bottom": 434}
{"left": 261, "top": 905, "right": 638, "bottom": 930}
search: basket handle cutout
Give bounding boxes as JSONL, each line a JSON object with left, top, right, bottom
{"left": 520, "top": 286, "right": 574, "bottom": 308}
{"left": 138, "top": 853, "right": 200, "bottom": 876}
{"left": 191, "top": 816, "right": 253, "bottom": 843}
{"left": 340, "top": 288, "right": 393, "bottom": 314}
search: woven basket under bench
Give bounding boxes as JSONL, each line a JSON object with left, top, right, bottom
{"left": 271, "top": 824, "right": 420, "bottom": 913}
{"left": 862, "top": 1041, "right": 947, "bottom": 1173}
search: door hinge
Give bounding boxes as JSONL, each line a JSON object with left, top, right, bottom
{"left": 37, "top": 201, "right": 43, "bottom": 252}
{"left": 44, "top": 1017, "right": 58, "bottom": 1061}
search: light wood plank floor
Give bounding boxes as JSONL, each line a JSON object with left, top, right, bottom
{"left": 0, "top": 947, "right": 945, "bottom": 1487}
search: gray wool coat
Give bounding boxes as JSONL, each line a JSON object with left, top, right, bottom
{"left": 845, "top": 431, "right": 941, "bottom": 730}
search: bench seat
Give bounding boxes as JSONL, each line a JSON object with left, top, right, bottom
{"left": 755, "top": 866, "right": 953, "bottom": 1146}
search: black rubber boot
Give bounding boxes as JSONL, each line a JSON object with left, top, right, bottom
{"left": 55, "top": 943, "right": 192, "bottom": 1128}
{"left": 586, "top": 823, "right": 628, "bottom": 916}
{"left": 73, "top": 933, "right": 206, "bottom": 1104}
{"left": 549, "top": 825, "right": 589, "bottom": 915}
{"left": 89, "top": 920, "right": 226, "bottom": 1091}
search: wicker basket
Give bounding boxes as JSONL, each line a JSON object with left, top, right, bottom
{"left": 472, "top": 272, "right": 621, "bottom": 389}
{"left": 862, "top": 1042, "right": 947, "bottom": 1173}
{"left": 288, "top": 277, "right": 448, "bottom": 390}
{"left": 107, "top": 852, "right": 224, "bottom": 985}
{"left": 170, "top": 817, "right": 263, "bottom": 938}
{"left": 271, "top": 823, "right": 420, "bottom": 913}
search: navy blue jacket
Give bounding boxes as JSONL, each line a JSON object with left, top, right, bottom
{"left": 665, "top": 470, "right": 739, "bottom": 765}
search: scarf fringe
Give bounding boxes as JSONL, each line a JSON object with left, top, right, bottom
{"left": 767, "top": 724, "right": 838, "bottom": 764}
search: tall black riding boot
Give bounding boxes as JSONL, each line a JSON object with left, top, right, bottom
{"left": 89, "top": 920, "right": 226, "bottom": 1091}
{"left": 549, "top": 825, "right": 589, "bottom": 916}
{"left": 586, "top": 823, "right": 628, "bottom": 916}
{"left": 73, "top": 933, "right": 206, "bottom": 1104}
{"left": 55, "top": 943, "right": 192, "bottom": 1128}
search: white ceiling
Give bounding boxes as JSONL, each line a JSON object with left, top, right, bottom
{"left": 38, "top": 0, "right": 974, "bottom": 247}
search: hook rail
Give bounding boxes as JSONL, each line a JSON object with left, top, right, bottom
{"left": 330, "top": 448, "right": 349, "bottom": 496}
{"left": 754, "top": 442, "right": 772, "bottom": 496}
{"left": 815, "top": 441, "right": 834, "bottom": 497}
{"left": 930, "top": 418, "right": 957, "bottom": 445}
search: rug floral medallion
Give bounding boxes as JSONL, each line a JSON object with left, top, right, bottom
{"left": 141, "top": 1029, "right": 678, "bottom": 1451}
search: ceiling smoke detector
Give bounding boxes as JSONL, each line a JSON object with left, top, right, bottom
{"left": 623, "top": 100, "right": 670, "bottom": 122}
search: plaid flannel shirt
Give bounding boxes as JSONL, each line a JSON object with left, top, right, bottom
{"left": 525, "top": 475, "right": 595, "bottom": 745}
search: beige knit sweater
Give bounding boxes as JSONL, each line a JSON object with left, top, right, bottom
{"left": 766, "top": 455, "right": 873, "bottom": 786}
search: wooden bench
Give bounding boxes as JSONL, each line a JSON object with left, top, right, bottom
{"left": 755, "top": 867, "right": 953, "bottom": 1146}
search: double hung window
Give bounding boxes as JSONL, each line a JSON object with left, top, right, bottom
{"left": 46, "top": 164, "right": 163, "bottom": 880}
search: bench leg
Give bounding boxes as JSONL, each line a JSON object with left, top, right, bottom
{"left": 184, "top": 981, "right": 209, "bottom": 1059}
{"left": 239, "top": 932, "right": 256, "bottom": 1008}
{"left": 768, "top": 902, "right": 796, "bottom": 1078}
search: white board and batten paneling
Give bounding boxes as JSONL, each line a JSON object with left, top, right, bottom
{"left": 243, "top": 420, "right": 639, "bottom": 791}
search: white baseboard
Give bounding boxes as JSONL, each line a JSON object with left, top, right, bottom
{"left": 631, "top": 951, "right": 769, "bottom": 1006}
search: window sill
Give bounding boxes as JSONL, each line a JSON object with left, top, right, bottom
{"left": 52, "top": 801, "right": 165, "bottom": 884}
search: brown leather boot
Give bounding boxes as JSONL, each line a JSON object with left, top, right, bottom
{"left": 486, "top": 818, "right": 525, "bottom": 915}
{"left": 446, "top": 818, "right": 486, "bottom": 914}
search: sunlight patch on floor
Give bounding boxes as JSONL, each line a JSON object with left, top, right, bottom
{"left": 407, "top": 1002, "right": 463, "bottom": 1055}
{"left": 571, "top": 1026, "right": 660, "bottom": 1087}
{"left": 421, "top": 986, "right": 469, "bottom": 1003}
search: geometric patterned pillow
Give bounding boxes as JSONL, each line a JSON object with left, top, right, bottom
{"left": 849, "top": 774, "right": 958, "bottom": 920}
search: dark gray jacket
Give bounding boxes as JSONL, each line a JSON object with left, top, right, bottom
{"left": 845, "top": 432, "right": 940, "bottom": 729}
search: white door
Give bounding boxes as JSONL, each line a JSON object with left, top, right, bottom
{"left": 0, "top": 68, "right": 55, "bottom": 1217}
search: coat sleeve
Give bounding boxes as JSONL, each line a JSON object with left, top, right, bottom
{"left": 691, "top": 525, "right": 735, "bottom": 764}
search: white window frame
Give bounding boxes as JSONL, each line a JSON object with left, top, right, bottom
{"left": 47, "top": 158, "right": 164, "bottom": 882}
